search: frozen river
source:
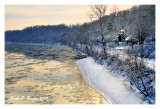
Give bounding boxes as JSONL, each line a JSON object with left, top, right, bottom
{"left": 5, "top": 43, "right": 108, "bottom": 104}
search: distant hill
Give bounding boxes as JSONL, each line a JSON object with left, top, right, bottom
{"left": 5, "top": 5, "right": 155, "bottom": 46}
{"left": 5, "top": 24, "right": 80, "bottom": 44}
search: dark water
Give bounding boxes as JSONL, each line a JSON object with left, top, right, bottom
{"left": 5, "top": 43, "right": 108, "bottom": 104}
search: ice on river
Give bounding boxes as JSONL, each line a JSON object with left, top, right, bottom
{"left": 5, "top": 43, "right": 108, "bottom": 104}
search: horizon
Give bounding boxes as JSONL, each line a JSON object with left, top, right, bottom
{"left": 5, "top": 5, "right": 134, "bottom": 31}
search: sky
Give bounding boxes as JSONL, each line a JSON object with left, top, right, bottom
{"left": 5, "top": 5, "right": 134, "bottom": 31}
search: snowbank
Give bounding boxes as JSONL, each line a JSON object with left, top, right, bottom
{"left": 77, "top": 57, "right": 147, "bottom": 104}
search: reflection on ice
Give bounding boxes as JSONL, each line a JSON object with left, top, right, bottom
{"left": 5, "top": 43, "right": 108, "bottom": 104}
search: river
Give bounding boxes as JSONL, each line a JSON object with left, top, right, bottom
{"left": 5, "top": 43, "right": 108, "bottom": 104}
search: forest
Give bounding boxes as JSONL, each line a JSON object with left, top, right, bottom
{"left": 5, "top": 5, "right": 155, "bottom": 103}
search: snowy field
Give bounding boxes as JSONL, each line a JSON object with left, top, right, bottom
{"left": 77, "top": 57, "right": 147, "bottom": 104}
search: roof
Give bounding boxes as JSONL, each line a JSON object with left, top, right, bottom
{"left": 125, "top": 35, "right": 139, "bottom": 42}
{"left": 125, "top": 35, "right": 132, "bottom": 41}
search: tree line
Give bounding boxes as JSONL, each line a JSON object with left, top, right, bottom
{"left": 5, "top": 5, "right": 155, "bottom": 47}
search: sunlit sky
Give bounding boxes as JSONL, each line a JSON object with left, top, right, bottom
{"left": 5, "top": 5, "right": 134, "bottom": 31}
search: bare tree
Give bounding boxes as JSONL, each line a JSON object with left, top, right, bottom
{"left": 89, "top": 5, "right": 109, "bottom": 58}
{"left": 130, "top": 5, "right": 149, "bottom": 44}
{"left": 110, "top": 5, "right": 120, "bottom": 33}
{"left": 110, "top": 5, "right": 120, "bottom": 16}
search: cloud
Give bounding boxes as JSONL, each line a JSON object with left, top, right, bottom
{"left": 5, "top": 5, "right": 134, "bottom": 30}
{"left": 5, "top": 5, "right": 90, "bottom": 17}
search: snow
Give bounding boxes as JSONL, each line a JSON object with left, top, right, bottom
{"left": 77, "top": 57, "right": 147, "bottom": 104}
{"left": 108, "top": 48, "right": 155, "bottom": 70}
{"left": 125, "top": 35, "right": 132, "bottom": 41}
{"left": 112, "top": 46, "right": 129, "bottom": 50}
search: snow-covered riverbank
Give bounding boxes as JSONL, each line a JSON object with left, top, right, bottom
{"left": 77, "top": 57, "right": 147, "bottom": 104}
